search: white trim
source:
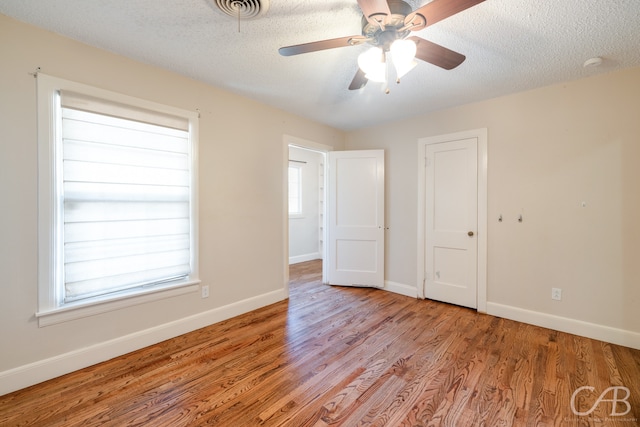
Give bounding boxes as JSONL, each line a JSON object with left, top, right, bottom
{"left": 0, "top": 288, "right": 287, "bottom": 396}
{"left": 282, "top": 139, "right": 290, "bottom": 293}
{"left": 417, "top": 129, "right": 488, "bottom": 311}
{"left": 384, "top": 280, "right": 418, "bottom": 298}
{"left": 289, "top": 253, "right": 322, "bottom": 265}
{"left": 487, "top": 302, "right": 640, "bottom": 350}
{"left": 476, "top": 131, "right": 488, "bottom": 313}
{"left": 284, "top": 135, "right": 333, "bottom": 153}
{"left": 36, "top": 282, "right": 200, "bottom": 327}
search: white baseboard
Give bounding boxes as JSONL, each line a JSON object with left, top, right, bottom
{"left": 384, "top": 280, "right": 418, "bottom": 298}
{"left": 487, "top": 302, "right": 640, "bottom": 350}
{"left": 0, "top": 288, "right": 287, "bottom": 397}
{"left": 289, "top": 253, "right": 321, "bottom": 265}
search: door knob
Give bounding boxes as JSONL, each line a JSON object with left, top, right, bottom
{"left": 468, "top": 231, "right": 474, "bottom": 237}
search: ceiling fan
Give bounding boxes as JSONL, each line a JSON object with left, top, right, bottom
{"left": 279, "top": 0, "right": 486, "bottom": 91}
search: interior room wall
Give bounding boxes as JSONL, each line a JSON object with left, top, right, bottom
{"left": 0, "top": 14, "right": 345, "bottom": 394}
{"left": 288, "top": 146, "right": 323, "bottom": 264}
{"left": 345, "top": 66, "right": 640, "bottom": 348}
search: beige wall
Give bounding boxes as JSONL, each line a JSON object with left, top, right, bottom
{"left": 346, "top": 66, "right": 640, "bottom": 343}
{"left": 0, "top": 14, "right": 344, "bottom": 390}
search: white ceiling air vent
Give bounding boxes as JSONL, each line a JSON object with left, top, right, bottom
{"left": 212, "top": 0, "right": 269, "bottom": 20}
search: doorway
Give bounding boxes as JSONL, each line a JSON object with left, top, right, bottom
{"left": 284, "top": 135, "right": 331, "bottom": 288}
{"left": 417, "top": 129, "right": 488, "bottom": 312}
{"left": 288, "top": 145, "right": 325, "bottom": 265}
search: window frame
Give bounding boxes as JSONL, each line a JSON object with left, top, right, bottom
{"left": 36, "top": 74, "right": 200, "bottom": 327}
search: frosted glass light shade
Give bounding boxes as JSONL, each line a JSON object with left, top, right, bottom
{"left": 390, "top": 39, "right": 417, "bottom": 79}
{"left": 358, "top": 47, "right": 386, "bottom": 83}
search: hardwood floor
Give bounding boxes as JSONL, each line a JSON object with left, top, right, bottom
{"left": 1, "top": 259, "right": 639, "bottom": 426}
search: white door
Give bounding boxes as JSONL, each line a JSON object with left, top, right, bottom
{"left": 327, "top": 150, "right": 384, "bottom": 287}
{"left": 425, "top": 139, "right": 477, "bottom": 308}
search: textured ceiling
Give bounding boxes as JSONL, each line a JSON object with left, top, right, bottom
{"left": 2, "top": 0, "right": 639, "bottom": 130}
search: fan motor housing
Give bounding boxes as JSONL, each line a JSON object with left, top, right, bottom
{"left": 361, "top": 0, "right": 413, "bottom": 49}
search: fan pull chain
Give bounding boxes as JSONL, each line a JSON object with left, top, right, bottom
{"left": 385, "top": 58, "right": 391, "bottom": 94}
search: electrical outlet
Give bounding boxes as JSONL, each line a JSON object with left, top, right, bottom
{"left": 201, "top": 285, "right": 209, "bottom": 299}
{"left": 551, "top": 288, "right": 562, "bottom": 301}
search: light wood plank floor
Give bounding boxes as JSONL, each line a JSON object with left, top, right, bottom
{"left": 1, "top": 260, "right": 639, "bottom": 426}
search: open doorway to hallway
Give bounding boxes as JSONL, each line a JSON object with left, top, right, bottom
{"left": 288, "top": 145, "right": 326, "bottom": 266}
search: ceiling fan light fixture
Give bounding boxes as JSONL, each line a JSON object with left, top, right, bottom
{"left": 358, "top": 47, "right": 387, "bottom": 83}
{"left": 390, "top": 39, "right": 417, "bottom": 79}
{"left": 278, "top": 0, "right": 487, "bottom": 91}
{"left": 395, "top": 59, "right": 417, "bottom": 80}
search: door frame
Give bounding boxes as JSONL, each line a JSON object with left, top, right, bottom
{"left": 283, "top": 135, "right": 331, "bottom": 294}
{"left": 416, "top": 129, "right": 488, "bottom": 312}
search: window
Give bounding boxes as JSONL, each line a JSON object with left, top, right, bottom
{"left": 288, "top": 163, "right": 302, "bottom": 216}
{"left": 37, "top": 74, "right": 199, "bottom": 326}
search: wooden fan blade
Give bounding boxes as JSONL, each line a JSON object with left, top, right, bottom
{"left": 349, "top": 68, "right": 368, "bottom": 90}
{"left": 408, "top": 36, "right": 466, "bottom": 70}
{"left": 357, "top": 0, "right": 391, "bottom": 26}
{"left": 279, "top": 36, "right": 367, "bottom": 56}
{"left": 406, "top": 0, "right": 486, "bottom": 31}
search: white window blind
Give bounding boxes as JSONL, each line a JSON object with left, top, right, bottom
{"left": 59, "top": 91, "right": 193, "bottom": 303}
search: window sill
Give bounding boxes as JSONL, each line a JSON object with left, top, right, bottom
{"left": 36, "top": 279, "right": 201, "bottom": 327}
